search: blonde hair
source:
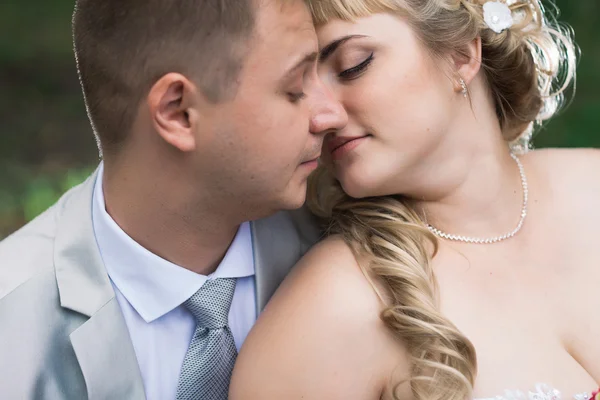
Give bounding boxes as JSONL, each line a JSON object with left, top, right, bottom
{"left": 306, "top": 0, "right": 576, "bottom": 399}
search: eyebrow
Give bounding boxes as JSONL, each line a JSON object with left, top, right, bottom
{"left": 284, "top": 51, "right": 319, "bottom": 77}
{"left": 319, "top": 35, "right": 368, "bottom": 63}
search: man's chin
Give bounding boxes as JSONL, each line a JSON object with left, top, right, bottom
{"left": 281, "top": 193, "right": 307, "bottom": 211}
{"left": 279, "top": 183, "right": 308, "bottom": 211}
{"left": 247, "top": 189, "right": 306, "bottom": 222}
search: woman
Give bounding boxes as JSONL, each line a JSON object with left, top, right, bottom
{"left": 230, "top": 0, "right": 600, "bottom": 399}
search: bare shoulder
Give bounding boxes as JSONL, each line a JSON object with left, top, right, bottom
{"left": 526, "top": 148, "right": 600, "bottom": 219}
{"left": 526, "top": 147, "right": 600, "bottom": 189}
{"left": 253, "top": 236, "right": 383, "bottom": 338}
{"left": 230, "top": 236, "right": 410, "bottom": 400}
{"left": 284, "top": 235, "right": 376, "bottom": 300}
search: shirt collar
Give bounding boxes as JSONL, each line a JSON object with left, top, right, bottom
{"left": 91, "top": 163, "right": 255, "bottom": 323}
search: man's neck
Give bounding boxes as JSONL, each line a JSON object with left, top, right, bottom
{"left": 101, "top": 166, "right": 241, "bottom": 276}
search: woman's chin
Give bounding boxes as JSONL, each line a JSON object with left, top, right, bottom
{"left": 339, "top": 177, "right": 376, "bottom": 199}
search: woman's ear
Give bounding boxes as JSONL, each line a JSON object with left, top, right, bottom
{"left": 450, "top": 37, "right": 482, "bottom": 93}
{"left": 147, "top": 73, "right": 199, "bottom": 152}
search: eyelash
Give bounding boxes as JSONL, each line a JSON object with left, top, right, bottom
{"left": 338, "top": 52, "right": 374, "bottom": 81}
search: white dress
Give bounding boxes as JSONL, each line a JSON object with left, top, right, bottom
{"left": 475, "top": 383, "right": 593, "bottom": 400}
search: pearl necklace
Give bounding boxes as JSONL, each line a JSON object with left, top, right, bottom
{"left": 427, "top": 153, "right": 528, "bottom": 244}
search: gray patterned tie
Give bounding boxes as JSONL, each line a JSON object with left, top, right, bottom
{"left": 176, "top": 278, "right": 238, "bottom": 400}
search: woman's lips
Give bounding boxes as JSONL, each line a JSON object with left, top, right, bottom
{"left": 327, "top": 135, "right": 370, "bottom": 160}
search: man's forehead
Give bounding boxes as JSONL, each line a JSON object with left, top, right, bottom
{"left": 255, "top": 0, "right": 316, "bottom": 39}
{"left": 245, "top": 0, "right": 318, "bottom": 76}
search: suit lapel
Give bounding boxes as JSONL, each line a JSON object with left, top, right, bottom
{"left": 252, "top": 207, "right": 321, "bottom": 313}
{"left": 54, "top": 168, "right": 145, "bottom": 399}
{"left": 54, "top": 169, "right": 114, "bottom": 316}
{"left": 70, "top": 298, "right": 145, "bottom": 400}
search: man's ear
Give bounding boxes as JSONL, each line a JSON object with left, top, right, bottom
{"left": 147, "top": 73, "right": 200, "bottom": 152}
{"left": 450, "top": 37, "right": 482, "bottom": 94}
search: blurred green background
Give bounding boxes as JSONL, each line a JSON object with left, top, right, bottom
{"left": 0, "top": 0, "right": 599, "bottom": 239}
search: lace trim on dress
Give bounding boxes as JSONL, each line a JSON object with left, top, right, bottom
{"left": 474, "top": 383, "right": 595, "bottom": 400}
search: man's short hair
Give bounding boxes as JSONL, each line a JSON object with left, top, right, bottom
{"left": 72, "top": 0, "right": 255, "bottom": 154}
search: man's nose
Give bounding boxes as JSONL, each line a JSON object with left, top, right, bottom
{"left": 308, "top": 78, "right": 348, "bottom": 135}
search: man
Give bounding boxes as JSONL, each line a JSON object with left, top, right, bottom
{"left": 0, "top": 0, "right": 347, "bottom": 398}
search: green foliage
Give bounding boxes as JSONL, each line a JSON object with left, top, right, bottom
{"left": 0, "top": 165, "right": 96, "bottom": 237}
{"left": 21, "top": 167, "right": 95, "bottom": 221}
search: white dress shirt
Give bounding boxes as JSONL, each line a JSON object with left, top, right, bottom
{"left": 91, "top": 164, "right": 257, "bottom": 400}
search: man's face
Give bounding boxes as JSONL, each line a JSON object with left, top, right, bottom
{"left": 193, "top": 0, "right": 347, "bottom": 219}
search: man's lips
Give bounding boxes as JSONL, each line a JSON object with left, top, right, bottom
{"left": 301, "top": 153, "right": 321, "bottom": 164}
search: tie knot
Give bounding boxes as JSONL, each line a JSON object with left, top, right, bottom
{"left": 183, "top": 278, "right": 237, "bottom": 329}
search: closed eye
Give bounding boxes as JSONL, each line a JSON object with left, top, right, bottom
{"left": 338, "top": 52, "right": 374, "bottom": 81}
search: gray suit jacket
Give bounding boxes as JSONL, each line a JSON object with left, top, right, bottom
{"left": 0, "top": 170, "right": 320, "bottom": 399}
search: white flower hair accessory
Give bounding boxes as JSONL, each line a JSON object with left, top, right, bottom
{"left": 483, "top": 1, "right": 514, "bottom": 34}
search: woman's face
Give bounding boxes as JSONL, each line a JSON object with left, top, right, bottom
{"left": 316, "top": 13, "right": 461, "bottom": 198}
